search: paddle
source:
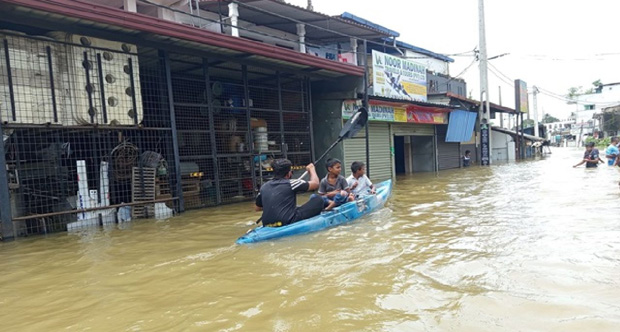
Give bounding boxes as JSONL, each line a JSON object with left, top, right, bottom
{"left": 254, "top": 107, "right": 369, "bottom": 225}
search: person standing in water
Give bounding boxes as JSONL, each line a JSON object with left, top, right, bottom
{"left": 605, "top": 136, "right": 619, "bottom": 166}
{"left": 462, "top": 150, "right": 472, "bottom": 167}
{"left": 573, "top": 142, "right": 604, "bottom": 168}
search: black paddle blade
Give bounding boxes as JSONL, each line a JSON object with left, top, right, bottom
{"left": 339, "top": 107, "right": 368, "bottom": 139}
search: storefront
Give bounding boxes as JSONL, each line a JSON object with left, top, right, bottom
{"left": 341, "top": 99, "right": 453, "bottom": 180}
{"left": 0, "top": 0, "right": 367, "bottom": 237}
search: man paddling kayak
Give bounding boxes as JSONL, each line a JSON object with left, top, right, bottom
{"left": 255, "top": 159, "right": 324, "bottom": 227}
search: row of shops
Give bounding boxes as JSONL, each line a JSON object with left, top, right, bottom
{"left": 0, "top": 0, "right": 519, "bottom": 238}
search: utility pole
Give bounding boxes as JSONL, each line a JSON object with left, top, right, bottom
{"left": 478, "top": 0, "right": 491, "bottom": 165}
{"left": 532, "top": 86, "right": 540, "bottom": 137}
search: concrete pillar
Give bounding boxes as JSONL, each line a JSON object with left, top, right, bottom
{"left": 157, "top": 7, "right": 175, "bottom": 21}
{"left": 296, "top": 23, "right": 306, "bottom": 53}
{"left": 124, "top": 0, "right": 137, "bottom": 13}
{"left": 350, "top": 37, "right": 358, "bottom": 65}
{"left": 228, "top": 2, "right": 239, "bottom": 37}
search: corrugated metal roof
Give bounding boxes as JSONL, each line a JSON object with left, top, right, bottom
{"left": 432, "top": 92, "right": 517, "bottom": 114}
{"left": 446, "top": 110, "right": 477, "bottom": 142}
{"left": 369, "top": 95, "right": 457, "bottom": 111}
{"left": 199, "top": 0, "right": 394, "bottom": 41}
{"left": 0, "top": 0, "right": 365, "bottom": 78}
{"left": 492, "top": 126, "right": 544, "bottom": 142}
{"left": 382, "top": 38, "right": 454, "bottom": 63}
{"left": 338, "top": 12, "right": 399, "bottom": 37}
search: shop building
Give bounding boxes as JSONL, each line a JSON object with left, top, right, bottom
{"left": 0, "top": 0, "right": 393, "bottom": 238}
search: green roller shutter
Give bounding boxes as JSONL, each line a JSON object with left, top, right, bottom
{"left": 344, "top": 122, "right": 393, "bottom": 181}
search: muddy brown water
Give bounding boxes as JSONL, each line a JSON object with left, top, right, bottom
{"left": 1, "top": 148, "right": 619, "bottom": 331}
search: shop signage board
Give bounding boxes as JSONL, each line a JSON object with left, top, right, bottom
{"left": 371, "top": 50, "right": 427, "bottom": 102}
{"left": 515, "top": 79, "right": 529, "bottom": 113}
{"left": 343, "top": 100, "right": 446, "bottom": 124}
{"left": 480, "top": 123, "right": 490, "bottom": 165}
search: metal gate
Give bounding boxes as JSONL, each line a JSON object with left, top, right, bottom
{"left": 437, "top": 125, "right": 461, "bottom": 170}
{"left": 343, "top": 122, "right": 392, "bottom": 181}
{"left": 0, "top": 30, "right": 313, "bottom": 236}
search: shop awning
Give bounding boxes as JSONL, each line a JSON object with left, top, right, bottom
{"left": 0, "top": 0, "right": 365, "bottom": 78}
{"left": 446, "top": 110, "right": 477, "bottom": 142}
{"left": 199, "top": 0, "right": 394, "bottom": 41}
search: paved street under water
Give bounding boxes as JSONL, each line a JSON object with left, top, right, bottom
{"left": 1, "top": 148, "right": 619, "bottom": 331}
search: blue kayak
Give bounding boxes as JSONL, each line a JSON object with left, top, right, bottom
{"left": 236, "top": 179, "right": 392, "bottom": 244}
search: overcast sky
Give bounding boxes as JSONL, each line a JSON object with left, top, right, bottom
{"left": 289, "top": 0, "right": 620, "bottom": 119}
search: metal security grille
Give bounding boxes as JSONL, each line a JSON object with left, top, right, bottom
{"left": 165, "top": 53, "right": 312, "bottom": 208}
{"left": 0, "top": 33, "right": 178, "bottom": 237}
{"left": 0, "top": 30, "right": 313, "bottom": 237}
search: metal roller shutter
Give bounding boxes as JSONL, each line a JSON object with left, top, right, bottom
{"left": 344, "top": 122, "right": 393, "bottom": 181}
{"left": 437, "top": 137, "right": 461, "bottom": 170}
{"left": 391, "top": 123, "right": 434, "bottom": 136}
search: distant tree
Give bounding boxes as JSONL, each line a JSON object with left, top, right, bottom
{"left": 523, "top": 119, "right": 535, "bottom": 128}
{"left": 566, "top": 79, "right": 603, "bottom": 100}
{"left": 542, "top": 113, "right": 560, "bottom": 124}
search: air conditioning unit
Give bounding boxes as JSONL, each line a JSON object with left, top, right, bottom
{"left": 48, "top": 32, "right": 143, "bottom": 126}
{"left": 0, "top": 31, "right": 65, "bottom": 124}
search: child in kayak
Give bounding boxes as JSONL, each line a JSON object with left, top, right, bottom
{"left": 315, "top": 158, "right": 354, "bottom": 211}
{"left": 347, "top": 161, "right": 376, "bottom": 198}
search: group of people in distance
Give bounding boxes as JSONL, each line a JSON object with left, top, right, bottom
{"left": 574, "top": 136, "right": 620, "bottom": 168}
{"left": 254, "top": 158, "right": 375, "bottom": 228}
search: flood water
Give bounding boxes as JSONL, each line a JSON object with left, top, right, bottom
{"left": 1, "top": 148, "right": 620, "bottom": 331}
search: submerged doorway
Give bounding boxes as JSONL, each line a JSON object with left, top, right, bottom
{"left": 411, "top": 136, "right": 435, "bottom": 172}
{"left": 393, "top": 135, "right": 436, "bottom": 174}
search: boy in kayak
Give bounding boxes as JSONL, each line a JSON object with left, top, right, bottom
{"left": 255, "top": 159, "right": 323, "bottom": 227}
{"left": 346, "top": 161, "right": 376, "bottom": 198}
{"left": 315, "top": 158, "right": 354, "bottom": 211}
{"left": 573, "top": 142, "right": 604, "bottom": 168}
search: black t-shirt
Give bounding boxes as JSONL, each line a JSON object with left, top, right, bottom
{"left": 584, "top": 148, "right": 600, "bottom": 168}
{"left": 255, "top": 178, "right": 309, "bottom": 224}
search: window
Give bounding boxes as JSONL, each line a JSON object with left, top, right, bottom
{"left": 584, "top": 104, "right": 595, "bottom": 110}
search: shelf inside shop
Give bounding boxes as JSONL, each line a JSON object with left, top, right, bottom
{"left": 214, "top": 130, "right": 250, "bottom": 133}
{"left": 179, "top": 155, "right": 215, "bottom": 161}
{"left": 218, "top": 177, "right": 253, "bottom": 182}
{"left": 177, "top": 129, "right": 212, "bottom": 134}
{"left": 282, "top": 131, "right": 310, "bottom": 135}
{"left": 254, "top": 150, "right": 282, "bottom": 154}
{"left": 173, "top": 102, "right": 209, "bottom": 108}
{"left": 217, "top": 153, "right": 252, "bottom": 158}
{"left": 249, "top": 107, "right": 307, "bottom": 113}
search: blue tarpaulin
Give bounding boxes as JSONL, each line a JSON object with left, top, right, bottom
{"left": 446, "top": 110, "right": 477, "bottom": 142}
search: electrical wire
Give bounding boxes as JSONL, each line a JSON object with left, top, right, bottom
{"left": 431, "top": 58, "right": 477, "bottom": 91}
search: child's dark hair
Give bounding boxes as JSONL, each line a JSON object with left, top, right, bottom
{"left": 271, "top": 158, "right": 292, "bottom": 178}
{"left": 351, "top": 161, "right": 365, "bottom": 173}
{"left": 586, "top": 142, "right": 595, "bottom": 148}
{"left": 465, "top": 150, "right": 471, "bottom": 155}
{"left": 325, "top": 158, "right": 341, "bottom": 170}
